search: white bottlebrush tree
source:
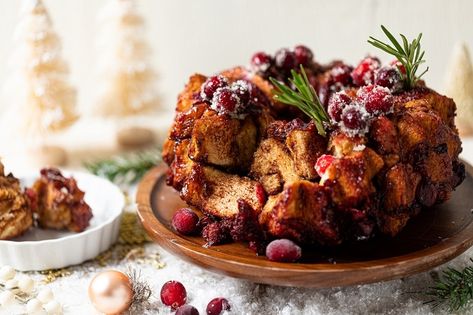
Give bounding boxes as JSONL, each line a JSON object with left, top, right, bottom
{"left": 95, "top": 0, "right": 159, "bottom": 118}
{"left": 2, "top": 0, "right": 77, "bottom": 140}
{"left": 444, "top": 43, "right": 473, "bottom": 136}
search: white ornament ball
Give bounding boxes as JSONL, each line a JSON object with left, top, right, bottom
{"left": 43, "top": 300, "right": 62, "bottom": 315}
{"left": 37, "top": 287, "right": 54, "bottom": 304}
{"left": 0, "top": 266, "right": 16, "bottom": 281}
{"left": 5, "top": 278, "right": 18, "bottom": 289}
{"left": 26, "top": 298, "right": 42, "bottom": 314}
{"left": 18, "top": 276, "right": 35, "bottom": 293}
{"left": 0, "top": 290, "right": 15, "bottom": 307}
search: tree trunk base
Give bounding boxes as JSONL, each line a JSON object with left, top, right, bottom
{"left": 30, "top": 145, "right": 68, "bottom": 167}
{"left": 117, "top": 126, "right": 155, "bottom": 148}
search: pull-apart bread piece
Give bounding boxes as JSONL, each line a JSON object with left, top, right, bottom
{"left": 0, "top": 163, "right": 32, "bottom": 240}
{"left": 27, "top": 168, "right": 93, "bottom": 233}
{"left": 163, "top": 49, "right": 464, "bottom": 248}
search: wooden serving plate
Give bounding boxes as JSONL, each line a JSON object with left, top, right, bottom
{"left": 136, "top": 162, "right": 473, "bottom": 288}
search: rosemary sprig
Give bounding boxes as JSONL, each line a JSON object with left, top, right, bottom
{"left": 84, "top": 148, "right": 160, "bottom": 185}
{"left": 423, "top": 259, "right": 473, "bottom": 311}
{"left": 269, "top": 65, "right": 330, "bottom": 136}
{"left": 368, "top": 25, "right": 429, "bottom": 89}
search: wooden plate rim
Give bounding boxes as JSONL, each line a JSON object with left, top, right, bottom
{"left": 136, "top": 162, "right": 473, "bottom": 287}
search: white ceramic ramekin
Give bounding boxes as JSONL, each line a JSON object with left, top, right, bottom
{"left": 0, "top": 171, "right": 124, "bottom": 271}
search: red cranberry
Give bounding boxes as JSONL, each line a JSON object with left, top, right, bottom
{"left": 315, "top": 154, "right": 336, "bottom": 177}
{"left": 351, "top": 56, "right": 381, "bottom": 86}
{"left": 160, "top": 281, "right": 187, "bottom": 310}
{"left": 265, "top": 239, "right": 302, "bottom": 262}
{"left": 330, "top": 64, "right": 353, "bottom": 86}
{"left": 356, "top": 85, "right": 393, "bottom": 114}
{"left": 206, "top": 298, "right": 231, "bottom": 315}
{"left": 390, "top": 59, "right": 406, "bottom": 75}
{"left": 341, "top": 104, "right": 367, "bottom": 130}
{"left": 274, "top": 48, "right": 296, "bottom": 71}
{"left": 201, "top": 76, "right": 228, "bottom": 101}
{"left": 176, "top": 305, "right": 199, "bottom": 315}
{"left": 172, "top": 208, "right": 199, "bottom": 235}
{"left": 231, "top": 80, "right": 250, "bottom": 105}
{"left": 211, "top": 87, "right": 242, "bottom": 117}
{"left": 375, "top": 66, "right": 402, "bottom": 91}
{"left": 251, "top": 51, "right": 272, "bottom": 72}
{"left": 328, "top": 92, "right": 351, "bottom": 122}
{"left": 293, "top": 45, "right": 313, "bottom": 66}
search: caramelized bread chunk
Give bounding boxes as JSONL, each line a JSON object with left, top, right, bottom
{"left": 260, "top": 180, "right": 340, "bottom": 245}
{"left": 29, "top": 168, "right": 93, "bottom": 233}
{"left": 0, "top": 164, "right": 32, "bottom": 240}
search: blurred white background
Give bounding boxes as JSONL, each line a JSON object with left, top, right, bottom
{"left": 0, "top": 0, "right": 471, "bottom": 115}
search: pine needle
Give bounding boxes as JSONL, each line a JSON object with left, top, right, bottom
{"left": 84, "top": 148, "right": 160, "bottom": 185}
{"left": 368, "top": 25, "right": 429, "bottom": 89}
{"left": 423, "top": 259, "right": 473, "bottom": 311}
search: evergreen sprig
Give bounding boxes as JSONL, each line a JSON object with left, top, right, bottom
{"left": 368, "top": 25, "right": 429, "bottom": 89}
{"left": 424, "top": 259, "right": 473, "bottom": 311}
{"left": 270, "top": 65, "right": 330, "bottom": 136}
{"left": 84, "top": 148, "right": 160, "bottom": 185}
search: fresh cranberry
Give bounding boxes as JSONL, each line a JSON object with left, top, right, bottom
{"left": 317, "top": 81, "right": 332, "bottom": 107}
{"left": 160, "top": 281, "right": 187, "bottom": 310}
{"left": 274, "top": 48, "right": 296, "bottom": 71}
{"left": 176, "top": 305, "right": 199, "bottom": 315}
{"left": 172, "top": 208, "right": 199, "bottom": 235}
{"left": 201, "top": 76, "right": 228, "bottom": 101}
{"left": 211, "top": 87, "right": 242, "bottom": 116}
{"left": 206, "top": 298, "right": 231, "bottom": 315}
{"left": 341, "top": 104, "right": 367, "bottom": 130}
{"left": 328, "top": 92, "right": 352, "bottom": 122}
{"left": 293, "top": 45, "right": 313, "bottom": 66}
{"left": 390, "top": 59, "right": 406, "bottom": 75}
{"left": 351, "top": 56, "right": 381, "bottom": 86}
{"left": 231, "top": 80, "right": 250, "bottom": 105}
{"left": 356, "top": 85, "right": 393, "bottom": 114}
{"left": 265, "top": 239, "right": 302, "bottom": 262}
{"left": 330, "top": 64, "right": 353, "bottom": 86}
{"left": 251, "top": 51, "right": 272, "bottom": 72}
{"left": 375, "top": 66, "right": 402, "bottom": 92}
{"left": 315, "top": 154, "right": 336, "bottom": 177}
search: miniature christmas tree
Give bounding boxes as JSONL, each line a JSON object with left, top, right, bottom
{"left": 444, "top": 43, "right": 473, "bottom": 136}
{"left": 2, "top": 0, "right": 78, "bottom": 165}
{"left": 95, "top": 0, "right": 159, "bottom": 147}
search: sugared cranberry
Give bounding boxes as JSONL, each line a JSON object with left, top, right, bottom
{"left": 293, "top": 45, "right": 313, "bottom": 66}
{"left": 265, "top": 239, "right": 302, "bottom": 262}
{"left": 330, "top": 64, "right": 353, "bottom": 86}
{"left": 356, "top": 85, "right": 393, "bottom": 114}
{"left": 375, "top": 66, "right": 402, "bottom": 92}
{"left": 328, "top": 92, "right": 351, "bottom": 122}
{"left": 211, "top": 87, "right": 242, "bottom": 117}
{"left": 390, "top": 59, "right": 406, "bottom": 75}
{"left": 176, "top": 305, "right": 200, "bottom": 315}
{"left": 160, "top": 281, "right": 187, "bottom": 310}
{"left": 172, "top": 208, "right": 199, "bottom": 235}
{"left": 315, "top": 154, "right": 336, "bottom": 177}
{"left": 251, "top": 52, "right": 272, "bottom": 72}
{"left": 274, "top": 48, "right": 296, "bottom": 71}
{"left": 206, "top": 298, "right": 231, "bottom": 315}
{"left": 231, "top": 80, "right": 250, "bottom": 105}
{"left": 201, "top": 76, "right": 228, "bottom": 101}
{"left": 341, "top": 104, "right": 367, "bottom": 130}
{"left": 351, "top": 57, "right": 381, "bottom": 86}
